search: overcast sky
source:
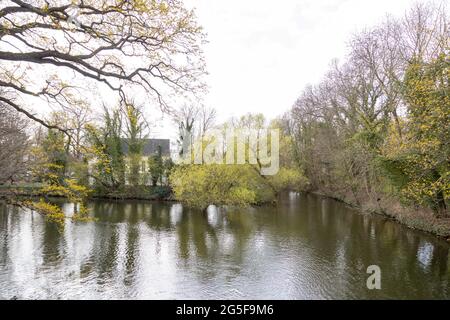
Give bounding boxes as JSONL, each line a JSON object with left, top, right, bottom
{"left": 180, "top": 0, "right": 423, "bottom": 123}
{"left": 22, "top": 0, "right": 428, "bottom": 140}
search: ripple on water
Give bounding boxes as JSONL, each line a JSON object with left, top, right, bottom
{"left": 0, "top": 195, "right": 449, "bottom": 300}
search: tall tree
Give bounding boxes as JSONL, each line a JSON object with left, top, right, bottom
{"left": 174, "top": 104, "right": 199, "bottom": 157}
{"left": 124, "top": 103, "right": 146, "bottom": 187}
{"left": 0, "top": 101, "right": 29, "bottom": 184}
{"left": 86, "top": 106, "right": 125, "bottom": 191}
{"left": 381, "top": 55, "right": 449, "bottom": 216}
{"left": 148, "top": 146, "right": 164, "bottom": 187}
{"left": 287, "top": 1, "right": 449, "bottom": 213}
{"left": 0, "top": 0, "right": 206, "bottom": 130}
{"left": 40, "top": 128, "right": 68, "bottom": 185}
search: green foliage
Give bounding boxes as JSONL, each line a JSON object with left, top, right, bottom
{"left": 124, "top": 104, "right": 146, "bottom": 187}
{"left": 147, "top": 147, "right": 174, "bottom": 187}
{"left": 169, "top": 113, "right": 309, "bottom": 210}
{"left": 86, "top": 107, "right": 126, "bottom": 191}
{"left": 163, "top": 158, "right": 175, "bottom": 183}
{"left": 152, "top": 185, "right": 172, "bottom": 199}
{"left": 170, "top": 162, "right": 308, "bottom": 210}
{"left": 380, "top": 55, "right": 450, "bottom": 215}
{"left": 268, "top": 168, "right": 308, "bottom": 192}
{"left": 26, "top": 127, "right": 92, "bottom": 229}
{"left": 148, "top": 148, "right": 164, "bottom": 187}
{"left": 70, "top": 157, "right": 90, "bottom": 188}
{"left": 40, "top": 130, "right": 68, "bottom": 184}
{"left": 170, "top": 164, "right": 258, "bottom": 210}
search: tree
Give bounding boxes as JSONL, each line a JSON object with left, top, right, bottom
{"left": 173, "top": 104, "right": 199, "bottom": 157}
{"left": 198, "top": 105, "right": 217, "bottom": 139}
{"left": 285, "top": 1, "right": 448, "bottom": 217}
{"left": 170, "top": 164, "right": 258, "bottom": 211}
{"left": 26, "top": 115, "right": 91, "bottom": 228}
{"left": 40, "top": 128, "right": 68, "bottom": 185}
{"left": 0, "top": 0, "right": 206, "bottom": 130}
{"left": 124, "top": 103, "right": 146, "bottom": 187}
{"left": 170, "top": 113, "right": 309, "bottom": 210}
{"left": 163, "top": 157, "right": 175, "bottom": 186}
{"left": 381, "top": 55, "right": 449, "bottom": 216}
{"left": 148, "top": 146, "right": 164, "bottom": 187}
{"left": 0, "top": 101, "right": 29, "bottom": 184}
{"left": 86, "top": 106, "right": 125, "bottom": 191}
{"left": 62, "top": 100, "right": 93, "bottom": 160}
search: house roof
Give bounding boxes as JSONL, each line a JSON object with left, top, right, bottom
{"left": 121, "top": 139, "right": 170, "bottom": 157}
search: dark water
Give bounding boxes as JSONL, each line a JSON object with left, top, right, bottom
{"left": 0, "top": 193, "right": 449, "bottom": 300}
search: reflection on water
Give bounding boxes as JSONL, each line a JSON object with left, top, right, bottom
{"left": 0, "top": 193, "right": 449, "bottom": 299}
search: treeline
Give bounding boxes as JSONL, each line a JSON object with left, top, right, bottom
{"left": 35, "top": 104, "right": 174, "bottom": 197}
{"left": 1, "top": 1, "right": 448, "bottom": 231}
{"left": 84, "top": 105, "right": 174, "bottom": 197}
{"left": 282, "top": 3, "right": 449, "bottom": 217}
{"left": 170, "top": 112, "right": 308, "bottom": 211}
{"left": 1, "top": 98, "right": 308, "bottom": 220}
{"left": 0, "top": 102, "right": 177, "bottom": 226}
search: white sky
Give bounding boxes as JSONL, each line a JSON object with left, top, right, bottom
{"left": 182, "top": 0, "right": 424, "bottom": 123}
{"left": 12, "top": 0, "right": 430, "bottom": 141}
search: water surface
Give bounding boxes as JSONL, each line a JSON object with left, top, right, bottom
{"left": 0, "top": 193, "right": 449, "bottom": 299}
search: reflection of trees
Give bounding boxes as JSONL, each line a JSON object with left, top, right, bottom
{"left": 94, "top": 223, "right": 119, "bottom": 280}
{"left": 0, "top": 204, "right": 12, "bottom": 265}
{"left": 432, "top": 245, "right": 449, "bottom": 277}
{"left": 280, "top": 193, "right": 450, "bottom": 299}
{"left": 87, "top": 201, "right": 256, "bottom": 281}
{"left": 176, "top": 207, "right": 221, "bottom": 261}
{"left": 147, "top": 203, "right": 172, "bottom": 231}
{"left": 222, "top": 209, "right": 253, "bottom": 262}
{"left": 171, "top": 205, "right": 256, "bottom": 266}
{"left": 41, "top": 204, "right": 64, "bottom": 266}
{"left": 85, "top": 202, "right": 142, "bottom": 285}
{"left": 171, "top": 205, "right": 256, "bottom": 284}
{"left": 1, "top": 196, "right": 449, "bottom": 299}
{"left": 124, "top": 218, "right": 139, "bottom": 286}
{"left": 176, "top": 206, "right": 190, "bottom": 259}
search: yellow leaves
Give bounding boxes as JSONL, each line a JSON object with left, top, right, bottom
{"left": 42, "top": 3, "right": 49, "bottom": 12}
{"left": 380, "top": 54, "right": 450, "bottom": 212}
{"left": 125, "top": 104, "right": 139, "bottom": 129}
{"left": 132, "top": 0, "right": 150, "bottom": 13}
{"left": 401, "top": 176, "right": 448, "bottom": 208}
{"left": 66, "top": 178, "right": 90, "bottom": 197}
{"left": 380, "top": 120, "right": 407, "bottom": 157}
{"left": 25, "top": 196, "right": 94, "bottom": 230}
{"left": 228, "top": 187, "right": 257, "bottom": 207}
{"left": 26, "top": 152, "right": 93, "bottom": 229}
{"left": 170, "top": 164, "right": 260, "bottom": 210}
{"left": 158, "top": 2, "right": 169, "bottom": 14}
{"left": 25, "top": 199, "right": 66, "bottom": 227}
{"left": 170, "top": 162, "right": 308, "bottom": 210}
{"left": 268, "top": 168, "right": 308, "bottom": 192}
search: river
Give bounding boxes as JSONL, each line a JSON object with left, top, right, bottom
{"left": 0, "top": 193, "right": 449, "bottom": 299}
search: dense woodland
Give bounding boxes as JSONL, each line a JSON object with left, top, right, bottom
{"left": 0, "top": 1, "right": 448, "bottom": 233}
{"left": 281, "top": 3, "right": 449, "bottom": 223}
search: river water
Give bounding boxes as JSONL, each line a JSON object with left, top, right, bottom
{"left": 0, "top": 193, "right": 449, "bottom": 299}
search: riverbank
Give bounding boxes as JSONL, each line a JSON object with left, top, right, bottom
{"left": 2, "top": 184, "right": 449, "bottom": 240}
{"left": 0, "top": 184, "right": 174, "bottom": 202}
{"left": 309, "top": 190, "right": 450, "bottom": 241}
